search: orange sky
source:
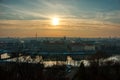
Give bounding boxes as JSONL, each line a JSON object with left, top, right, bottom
{"left": 0, "top": 20, "right": 120, "bottom": 38}
{"left": 0, "top": 0, "right": 120, "bottom": 38}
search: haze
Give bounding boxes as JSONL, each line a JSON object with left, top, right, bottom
{"left": 0, "top": 0, "right": 120, "bottom": 38}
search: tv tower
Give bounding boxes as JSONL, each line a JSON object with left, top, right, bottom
{"left": 35, "top": 32, "right": 37, "bottom": 40}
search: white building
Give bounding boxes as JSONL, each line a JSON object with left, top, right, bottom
{"left": 84, "top": 44, "right": 95, "bottom": 51}
{"left": 0, "top": 53, "right": 10, "bottom": 59}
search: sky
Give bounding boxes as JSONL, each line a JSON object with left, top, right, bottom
{"left": 0, "top": 0, "right": 120, "bottom": 38}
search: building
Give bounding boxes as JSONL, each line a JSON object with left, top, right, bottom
{"left": 0, "top": 53, "right": 10, "bottom": 59}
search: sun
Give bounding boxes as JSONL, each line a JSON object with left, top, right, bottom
{"left": 52, "top": 17, "right": 59, "bottom": 26}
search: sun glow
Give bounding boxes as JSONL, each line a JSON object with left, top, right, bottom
{"left": 52, "top": 17, "right": 59, "bottom": 25}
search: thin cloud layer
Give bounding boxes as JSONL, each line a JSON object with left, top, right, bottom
{"left": 0, "top": 0, "right": 120, "bottom": 37}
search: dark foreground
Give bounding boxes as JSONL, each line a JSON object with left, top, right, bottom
{"left": 0, "top": 62, "right": 120, "bottom": 80}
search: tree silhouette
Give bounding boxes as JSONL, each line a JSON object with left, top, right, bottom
{"left": 73, "top": 62, "right": 87, "bottom": 80}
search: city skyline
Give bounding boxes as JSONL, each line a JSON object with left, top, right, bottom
{"left": 0, "top": 0, "right": 120, "bottom": 37}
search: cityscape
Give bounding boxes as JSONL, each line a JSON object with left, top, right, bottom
{"left": 0, "top": 0, "right": 120, "bottom": 80}
{"left": 0, "top": 37, "right": 120, "bottom": 80}
{"left": 0, "top": 37, "right": 120, "bottom": 59}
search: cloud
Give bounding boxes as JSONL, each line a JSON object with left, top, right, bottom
{"left": 0, "top": 20, "right": 120, "bottom": 37}
{"left": 0, "top": 19, "right": 119, "bottom": 32}
{"left": 0, "top": 0, "right": 120, "bottom": 37}
{"left": 0, "top": 0, "right": 120, "bottom": 22}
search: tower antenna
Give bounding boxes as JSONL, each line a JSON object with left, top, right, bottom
{"left": 35, "top": 32, "right": 37, "bottom": 40}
